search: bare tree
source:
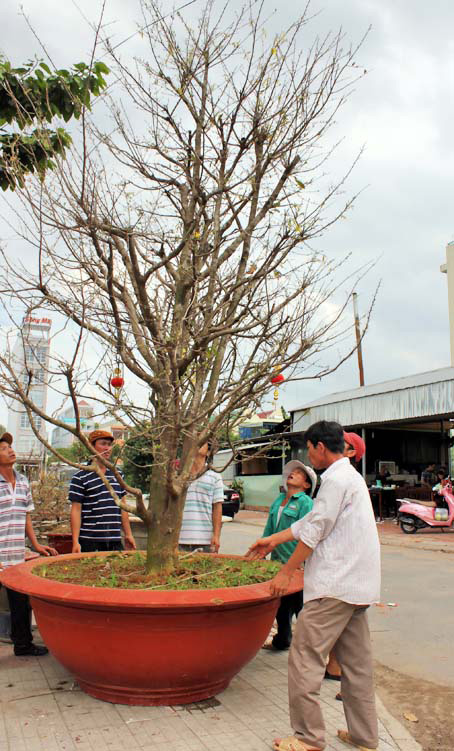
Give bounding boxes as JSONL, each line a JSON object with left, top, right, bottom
{"left": 0, "top": 1, "right": 371, "bottom": 574}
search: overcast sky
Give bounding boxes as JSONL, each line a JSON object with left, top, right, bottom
{"left": 1, "top": 0, "right": 453, "bottom": 426}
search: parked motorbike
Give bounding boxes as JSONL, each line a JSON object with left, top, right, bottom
{"left": 397, "top": 482, "right": 454, "bottom": 534}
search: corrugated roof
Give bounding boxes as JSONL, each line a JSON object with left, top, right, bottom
{"left": 292, "top": 367, "right": 454, "bottom": 411}
{"left": 291, "top": 367, "right": 454, "bottom": 429}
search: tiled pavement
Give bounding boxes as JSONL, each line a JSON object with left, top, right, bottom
{"left": 237, "top": 510, "right": 454, "bottom": 554}
{"left": 0, "top": 638, "right": 421, "bottom": 751}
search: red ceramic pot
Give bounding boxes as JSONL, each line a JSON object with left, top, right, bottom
{"left": 47, "top": 532, "right": 73, "bottom": 554}
{"left": 1, "top": 552, "right": 303, "bottom": 706}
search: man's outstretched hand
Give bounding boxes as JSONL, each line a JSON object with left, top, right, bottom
{"left": 245, "top": 536, "right": 276, "bottom": 560}
{"left": 269, "top": 567, "right": 292, "bottom": 596}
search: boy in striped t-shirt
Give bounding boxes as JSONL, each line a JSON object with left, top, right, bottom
{"left": 0, "top": 432, "right": 57, "bottom": 656}
{"left": 179, "top": 442, "right": 224, "bottom": 553}
{"left": 69, "top": 430, "right": 136, "bottom": 553}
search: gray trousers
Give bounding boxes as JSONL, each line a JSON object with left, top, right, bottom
{"left": 288, "top": 597, "right": 378, "bottom": 750}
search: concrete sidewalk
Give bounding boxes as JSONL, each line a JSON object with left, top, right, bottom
{"left": 236, "top": 510, "right": 454, "bottom": 554}
{"left": 0, "top": 638, "right": 421, "bottom": 751}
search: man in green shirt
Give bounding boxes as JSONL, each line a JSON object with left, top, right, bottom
{"left": 263, "top": 460, "right": 316, "bottom": 650}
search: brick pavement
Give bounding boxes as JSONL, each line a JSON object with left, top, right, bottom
{"left": 0, "top": 637, "right": 421, "bottom": 751}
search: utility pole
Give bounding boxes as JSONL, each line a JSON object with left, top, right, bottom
{"left": 353, "top": 292, "right": 365, "bottom": 387}
{"left": 440, "top": 241, "right": 454, "bottom": 478}
{"left": 440, "top": 241, "right": 454, "bottom": 366}
{"left": 353, "top": 293, "right": 366, "bottom": 477}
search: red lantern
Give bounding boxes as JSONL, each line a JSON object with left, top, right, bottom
{"left": 271, "top": 373, "right": 284, "bottom": 385}
{"left": 111, "top": 367, "right": 124, "bottom": 400}
{"left": 111, "top": 375, "right": 124, "bottom": 389}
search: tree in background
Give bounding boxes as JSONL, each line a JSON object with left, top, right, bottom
{"left": 0, "top": 1, "right": 372, "bottom": 574}
{"left": 122, "top": 425, "right": 154, "bottom": 493}
{"left": 0, "top": 58, "right": 108, "bottom": 190}
{"left": 47, "top": 442, "right": 91, "bottom": 465}
{"left": 29, "top": 470, "right": 70, "bottom": 538}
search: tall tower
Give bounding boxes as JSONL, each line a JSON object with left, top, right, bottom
{"left": 7, "top": 315, "right": 52, "bottom": 464}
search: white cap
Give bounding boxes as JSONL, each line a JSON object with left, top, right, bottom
{"left": 282, "top": 460, "right": 317, "bottom": 496}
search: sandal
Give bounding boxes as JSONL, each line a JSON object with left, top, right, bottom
{"left": 337, "top": 729, "right": 377, "bottom": 751}
{"left": 272, "top": 737, "right": 320, "bottom": 751}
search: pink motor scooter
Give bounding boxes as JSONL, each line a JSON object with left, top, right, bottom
{"left": 398, "top": 482, "right": 454, "bottom": 534}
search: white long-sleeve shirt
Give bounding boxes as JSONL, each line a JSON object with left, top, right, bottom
{"left": 291, "top": 457, "right": 381, "bottom": 605}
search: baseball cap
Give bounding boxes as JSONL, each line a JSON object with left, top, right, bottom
{"left": 283, "top": 460, "right": 317, "bottom": 496}
{"left": 343, "top": 431, "right": 365, "bottom": 462}
{"left": 88, "top": 430, "right": 114, "bottom": 446}
{"left": 0, "top": 432, "right": 13, "bottom": 446}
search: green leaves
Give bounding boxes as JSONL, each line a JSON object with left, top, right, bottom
{"left": 0, "top": 128, "right": 73, "bottom": 190}
{"left": 0, "top": 57, "right": 110, "bottom": 190}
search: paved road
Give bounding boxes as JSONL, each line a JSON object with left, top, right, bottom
{"left": 220, "top": 516, "right": 454, "bottom": 688}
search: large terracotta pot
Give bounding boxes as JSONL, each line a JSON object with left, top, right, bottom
{"left": 1, "top": 552, "right": 303, "bottom": 706}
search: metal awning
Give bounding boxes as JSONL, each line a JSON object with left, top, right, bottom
{"left": 292, "top": 367, "right": 454, "bottom": 431}
{"left": 217, "top": 441, "right": 273, "bottom": 453}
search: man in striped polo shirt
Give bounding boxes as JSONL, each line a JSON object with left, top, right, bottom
{"left": 179, "top": 442, "right": 224, "bottom": 553}
{"left": 0, "top": 432, "right": 57, "bottom": 656}
{"left": 69, "top": 430, "right": 136, "bottom": 553}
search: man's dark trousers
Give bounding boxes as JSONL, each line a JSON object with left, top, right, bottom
{"left": 272, "top": 589, "right": 304, "bottom": 649}
{"left": 4, "top": 587, "right": 33, "bottom": 648}
{"left": 80, "top": 539, "right": 123, "bottom": 552}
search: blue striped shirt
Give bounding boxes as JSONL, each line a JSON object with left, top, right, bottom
{"left": 68, "top": 467, "right": 125, "bottom": 541}
{"left": 0, "top": 470, "right": 34, "bottom": 568}
{"left": 179, "top": 469, "right": 224, "bottom": 545}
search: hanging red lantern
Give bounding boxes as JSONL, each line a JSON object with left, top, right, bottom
{"left": 111, "top": 375, "right": 124, "bottom": 389}
{"left": 270, "top": 373, "right": 284, "bottom": 385}
{"left": 111, "top": 367, "right": 124, "bottom": 399}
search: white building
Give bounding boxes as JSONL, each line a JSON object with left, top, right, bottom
{"left": 7, "top": 315, "right": 52, "bottom": 462}
{"left": 51, "top": 400, "right": 95, "bottom": 449}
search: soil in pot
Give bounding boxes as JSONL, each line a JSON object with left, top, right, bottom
{"left": 36, "top": 551, "right": 281, "bottom": 590}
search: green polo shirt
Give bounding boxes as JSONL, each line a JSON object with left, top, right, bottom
{"left": 263, "top": 491, "right": 313, "bottom": 564}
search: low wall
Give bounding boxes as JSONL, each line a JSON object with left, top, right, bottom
{"left": 240, "top": 474, "right": 281, "bottom": 510}
{"left": 128, "top": 519, "right": 147, "bottom": 550}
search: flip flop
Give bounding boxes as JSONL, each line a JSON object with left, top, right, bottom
{"left": 272, "top": 736, "right": 320, "bottom": 751}
{"left": 337, "top": 729, "right": 377, "bottom": 751}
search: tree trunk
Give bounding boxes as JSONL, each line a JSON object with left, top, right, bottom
{"left": 144, "top": 460, "right": 186, "bottom": 575}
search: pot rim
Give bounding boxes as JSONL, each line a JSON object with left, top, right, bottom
{"left": 0, "top": 551, "right": 303, "bottom": 610}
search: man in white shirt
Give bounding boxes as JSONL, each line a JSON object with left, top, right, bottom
{"left": 179, "top": 442, "right": 224, "bottom": 553}
{"left": 247, "top": 421, "right": 380, "bottom": 751}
